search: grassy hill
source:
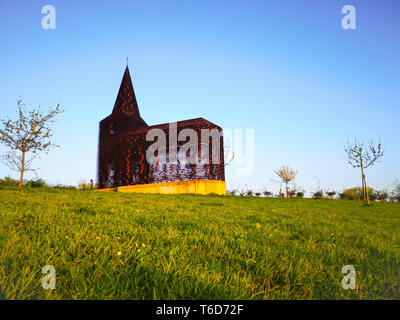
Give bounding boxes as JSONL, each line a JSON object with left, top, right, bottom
{"left": 0, "top": 187, "right": 399, "bottom": 299}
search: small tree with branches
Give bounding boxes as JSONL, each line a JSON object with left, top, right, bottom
{"left": 0, "top": 99, "right": 63, "bottom": 187}
{"left": 344, "top": 138, "right": 384, "bottom": 205}
{"left": 274, "top": 166, "right": 297, "bottom": 198}
{"left": 288, "top": 183, "right": 302, "bottom": 198}
{"left": 326, "top": 191, "right": 336, "bottom": 199}
{"left": 390, "top": 180, "right": 400, "bottom": 203}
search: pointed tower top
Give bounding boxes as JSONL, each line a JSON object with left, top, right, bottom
{"left": 112, "top": 66, "right": 140, "bottom": 115}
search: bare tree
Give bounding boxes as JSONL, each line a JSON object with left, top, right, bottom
{"left": 311, "top": 176, "right": 324, "bottom": 199}
{"left": 390, "top": 180, "right": 400, "bottom": 203}
{"left": 245, "top": 184, "right": 253, "bottom": 196}
{"left": 344, "top": 138, "right": 384, "bottom": 205}
{"left": 262, "top": 185, "right": 273, "bottom": 197}
{"left": 238, "top": 186, "right": 246, "bottom": 197}
{"left": 274, "top": 166, "right": 297, "bottom": 198}
{"left": 0, "top": 99, "right": 63, "bottom": 187}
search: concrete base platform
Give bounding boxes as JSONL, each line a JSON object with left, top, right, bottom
{"left": 97, "top": 180, "right": 226, "bottom": 195}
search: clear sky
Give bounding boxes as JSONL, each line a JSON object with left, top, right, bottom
{"left": 0, "top": 0, "right": 399, "bottom": 195}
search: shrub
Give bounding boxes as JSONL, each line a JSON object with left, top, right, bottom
{"left": 53, "top": 184, "right": 76, "bottom": 190}
{"left": 390, "top": 182, "right": 400, "bottom": 202}
{"left": 312, "top": 191, "right": 323, "bottom": 199}
{"left": 263, "top": 191, "right": 273, "bottom": 197}
{"left": 296, "top": 191, "right": 304, "bottom": 198}
{"left": 374, "top": 189, "right": 389, "bottom": 201}
{"left": 342, "top": 188, "right": 358, "bottom": 200}
{"left": 78, "top": 180, "right": 90, "bottom": 190}
{"left": 24, "top": 178, "right": 48, "bottom": 188}
{"left": 341, "top": 187, "right": 375, "bottom": 201}
{"left": 288, "top": 190, "right": 296, "bottom": 198}
{"left": 0, "top": 176, "right": 19, "bottom": 187}
{"left": 1, "top": 176, "right": 49, "bottom": 188}
{"left": 78, "top": 180, "right": 97, "bottom": 190}
{"left": 369, "top": 190, "right": 378, "bottom": 201}
{"left": 326, "top": 191, "right": 336, "bottom": 199}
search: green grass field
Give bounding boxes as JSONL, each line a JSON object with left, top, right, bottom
{"left": 0, "top": 187, "right": 399, "bottom": 300}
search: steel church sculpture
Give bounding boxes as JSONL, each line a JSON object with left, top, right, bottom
{"left": 97, "top": 66, "right": 226, "bottom": 195}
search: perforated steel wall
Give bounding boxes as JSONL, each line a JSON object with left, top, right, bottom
{"left": 97, "top": 67, "right": 225, "bottom": 189}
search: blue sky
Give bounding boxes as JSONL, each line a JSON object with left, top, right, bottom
{"left": 0, "top": 0, "right": 399, "bottom": 195}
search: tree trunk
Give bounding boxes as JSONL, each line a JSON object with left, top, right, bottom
{"left": 360, "top": 166, "right": 365, "bottom": 203}
{"left": 364, "top": 174, "right": 370, "bottom": 205}
{"left": 285, "top": 182, "right": 289, "bottom": 198}
{"left": 19, "top": 151, "right": 25, "bottom": 188}
{"left": 362, "top": 176, "right": 366, "bottom": 204}
{"left": 360, "top": 165, "right": 369, "bottom": 205}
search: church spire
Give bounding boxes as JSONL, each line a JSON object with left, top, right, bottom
{"left": 112, "top": 66, "right": 140, "bottom": 115}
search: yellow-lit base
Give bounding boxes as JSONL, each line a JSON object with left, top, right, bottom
{"left": 97, "top": 180, "right": 226, "bottom": 195}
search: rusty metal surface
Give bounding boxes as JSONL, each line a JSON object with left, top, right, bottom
{"left": 97, "top": 67, "right": 225, "bottom": 189}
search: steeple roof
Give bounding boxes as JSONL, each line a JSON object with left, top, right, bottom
{"left": 112, "top": 66, "right": 140, "bottom": 115}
